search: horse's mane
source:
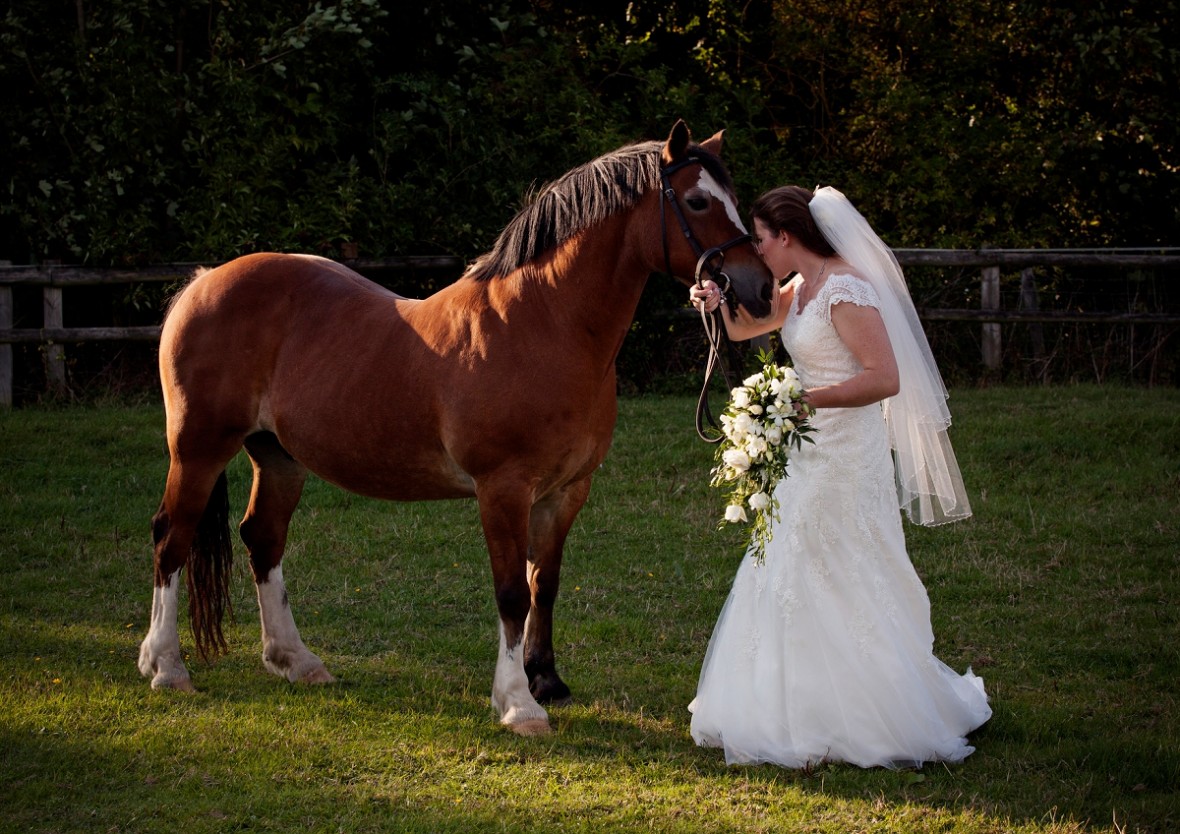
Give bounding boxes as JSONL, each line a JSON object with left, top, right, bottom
{"left": 464, "top": 139, "right": 735, "bottom": 281}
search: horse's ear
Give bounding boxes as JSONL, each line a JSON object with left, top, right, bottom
{"left": 700, "top": 129, "right": 725, "bottom": 157}
{"left": 662, "top": 120, "right": 691, "bottom": 165}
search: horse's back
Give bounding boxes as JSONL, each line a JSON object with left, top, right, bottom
{"left": 165, "top": 253, "right": 403, "bottom": 359}
{"left": 161, "top": 253, "right": 397, "bottom": 420}
{"left": 167, "top": 253, "right": 395, "bottom": 323}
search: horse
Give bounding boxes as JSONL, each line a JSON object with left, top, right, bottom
{"left": 137, "top": 120, "right": 774, "bottom": 736}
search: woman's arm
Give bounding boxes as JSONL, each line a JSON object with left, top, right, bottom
{"left": 690, "top": 278, "right": 795, "bottom": 341}
{"left": 803, "top": 302, "right": 900, "bottom": 409}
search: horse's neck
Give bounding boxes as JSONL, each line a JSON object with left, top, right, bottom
{"left": 533, "top": 218, "right": 651, "bottom": 342}
{"left": 444, "top": 213, "right": 654, "bottom": 378}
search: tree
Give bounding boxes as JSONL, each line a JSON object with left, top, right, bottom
{"left": 1, "top": 0, "right": 1175, "bottom": 260}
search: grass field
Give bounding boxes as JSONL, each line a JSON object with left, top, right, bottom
{"left": 1, "top": 386, "right": 1177, "bottom": 833}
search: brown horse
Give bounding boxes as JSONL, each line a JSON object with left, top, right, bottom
{"left": 137, "top": 121, "right": 773, "bottom": 735}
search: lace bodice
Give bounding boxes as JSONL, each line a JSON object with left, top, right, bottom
{"left": 780, "top": 272, "right": 882, "bottom": 391}
{"left": 774, "top": 270, "right": 893, "bottom": 566}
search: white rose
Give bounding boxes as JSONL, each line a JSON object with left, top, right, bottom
{"left": 722, "top": 448, "right": 751, "bottom": 473}
{"left": 732, "top": 412, "right": 756, "bottom": 437}
{"left": 765, "top": 425, "right": 784, "bottom": 445}
{"left": 731, "top": 388, "right": 751, "bottom": 409}
{"left": 724, "top": 503, "right": 748, "bottom": 523}
{"left": 746, "top": 436, "right": 768, "bottom": 459}
{"left": 748, "top": 492, "right": 770, "bottom": 512}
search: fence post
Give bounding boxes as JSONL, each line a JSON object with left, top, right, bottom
{"left": 0, "top": 282, "right": 12, "bottom": 407}
{"left": 981, "top": 265, "right": 1001, "bottom": 370}
{"left": 43, "top": 285, "right": 67, "bottom": 393}
{"left": 1020, "top": 267, "right": 1046, "bottom": 374}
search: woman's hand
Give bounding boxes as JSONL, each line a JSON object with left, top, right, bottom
{"left": 689, "top": 280, "right": 724, "bottom": 313}
{"left": 795, "top": 391, "right": 815, "bottom": 419}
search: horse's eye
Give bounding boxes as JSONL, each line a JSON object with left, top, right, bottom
{"left": 686, "top": 195, "right": 709, "bottom": 211}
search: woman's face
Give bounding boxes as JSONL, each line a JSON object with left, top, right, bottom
{"left": 753, "top": 217, "right": 791, "bottom": 279}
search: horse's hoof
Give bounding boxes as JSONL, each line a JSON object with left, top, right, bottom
{"left": 299, "top": 667, "right": 336, "bottom": 685}
{"left": 529, "top": 673, "right": 572, "bottom": 705}
{"left": 509, "top": 718, "right": 552, "bottom": 737}
{"left": 151, "top": 673, "right": 196, "bottom": 693}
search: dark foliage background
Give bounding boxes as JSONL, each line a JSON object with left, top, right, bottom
{"left": 1, "top": 0, "right": 1177, "bottom": 394}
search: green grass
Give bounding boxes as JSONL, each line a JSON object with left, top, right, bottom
{"left": 1, "top": 386, "right": 1177, "bottom": 833}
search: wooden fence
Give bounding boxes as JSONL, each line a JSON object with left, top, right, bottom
{"left": 898, "top": 249, "right": 1180, "bottom": 373}
{"left": 0, "top": 257, "right": 462, "bottom": 406}
{"left": 2, "top": 250, "right": 1178, "bottom": 406}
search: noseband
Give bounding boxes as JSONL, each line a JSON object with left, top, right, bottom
{"left": 658, "top": 157, "right": 754, "bottom": 443}
{"left": 659, "top": 157, "right": 752, "bottom": 302}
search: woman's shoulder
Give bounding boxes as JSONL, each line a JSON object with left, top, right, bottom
{"left": 822, "top": 271, "right": 881, "bottom": 309}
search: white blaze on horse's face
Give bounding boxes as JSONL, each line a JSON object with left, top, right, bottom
{"left": 696, "top": 169, "right": 749, "bottom": 234}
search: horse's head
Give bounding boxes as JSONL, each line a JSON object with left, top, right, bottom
{"left": 658, "top": 121, "right": 775, "bottom": 318}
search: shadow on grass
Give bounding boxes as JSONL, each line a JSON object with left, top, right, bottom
{"left": 3, "top": 613, "right": 1177, "bottom": 834}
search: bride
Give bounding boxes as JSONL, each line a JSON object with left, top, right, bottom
{"left": 687, "top": 185, "right": 991, "bottom": 768}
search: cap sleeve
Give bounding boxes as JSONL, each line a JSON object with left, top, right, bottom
{"left": 819, "top": 273, "right": 881, "bottom": 321}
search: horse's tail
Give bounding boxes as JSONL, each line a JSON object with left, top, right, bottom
{"left": 186, "top": 471, "right": 234, "bottom": 662}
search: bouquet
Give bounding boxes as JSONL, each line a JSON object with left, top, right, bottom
{"left": 710, "top": 351, "right": 815, "bottom": 565}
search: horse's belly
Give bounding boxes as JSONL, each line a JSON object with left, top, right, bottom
{"left": 289, "top": 428, "right": 605, "bottom": 506}
{"left": 264, "top": 405, "right": 471, "bottom": 501}
{"left": 287, "top": 441, "right": 477, "bottom": 502}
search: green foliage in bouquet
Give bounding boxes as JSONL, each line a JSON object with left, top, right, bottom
{"left": 710, "top": 351, "right": 816, "bottom": 564}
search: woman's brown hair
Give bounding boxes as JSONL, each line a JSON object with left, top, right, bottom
{"left": 751, "top": 186, "right": 836, "bottom": 257}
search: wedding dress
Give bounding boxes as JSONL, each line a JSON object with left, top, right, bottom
{"left": 689, "top": 273, "right": 992, "bottom": 769}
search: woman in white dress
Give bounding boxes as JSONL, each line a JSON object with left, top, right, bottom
{"left": 687, "top": 185, "right": 991, "bottom": 769}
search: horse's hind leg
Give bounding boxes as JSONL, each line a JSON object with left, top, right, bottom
{"left": 240, "top": 431, "right": 334, "bottom": 685}
{"left": 139, "top": 448, "right": 238, "bottom": 691}
{"left": 524, "top": 476, "right": 591, "bottom": 704}
{"left": 139, "top": 473, "right": 208, "bottom": 691}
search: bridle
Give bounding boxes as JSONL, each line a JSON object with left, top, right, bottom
{"left": 659, "top": 157, "right": 752, "bottom": 299}
{"left": 658, "top": 156, "right": 754, "bottom": 443}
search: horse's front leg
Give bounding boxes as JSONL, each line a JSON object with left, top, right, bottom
{"left": 477, "top": 482, "right": 551, "bottom": 736}
{"left": 524, "top": 477, "right": 592, "bottom": 704}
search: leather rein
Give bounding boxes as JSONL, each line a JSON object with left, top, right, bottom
{"left": 658, "top": 157, "right": 750, "bottom": 443}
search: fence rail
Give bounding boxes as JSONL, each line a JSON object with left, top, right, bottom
{"left": 2, "top": 250, "right": 1178, "bottom": 405}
